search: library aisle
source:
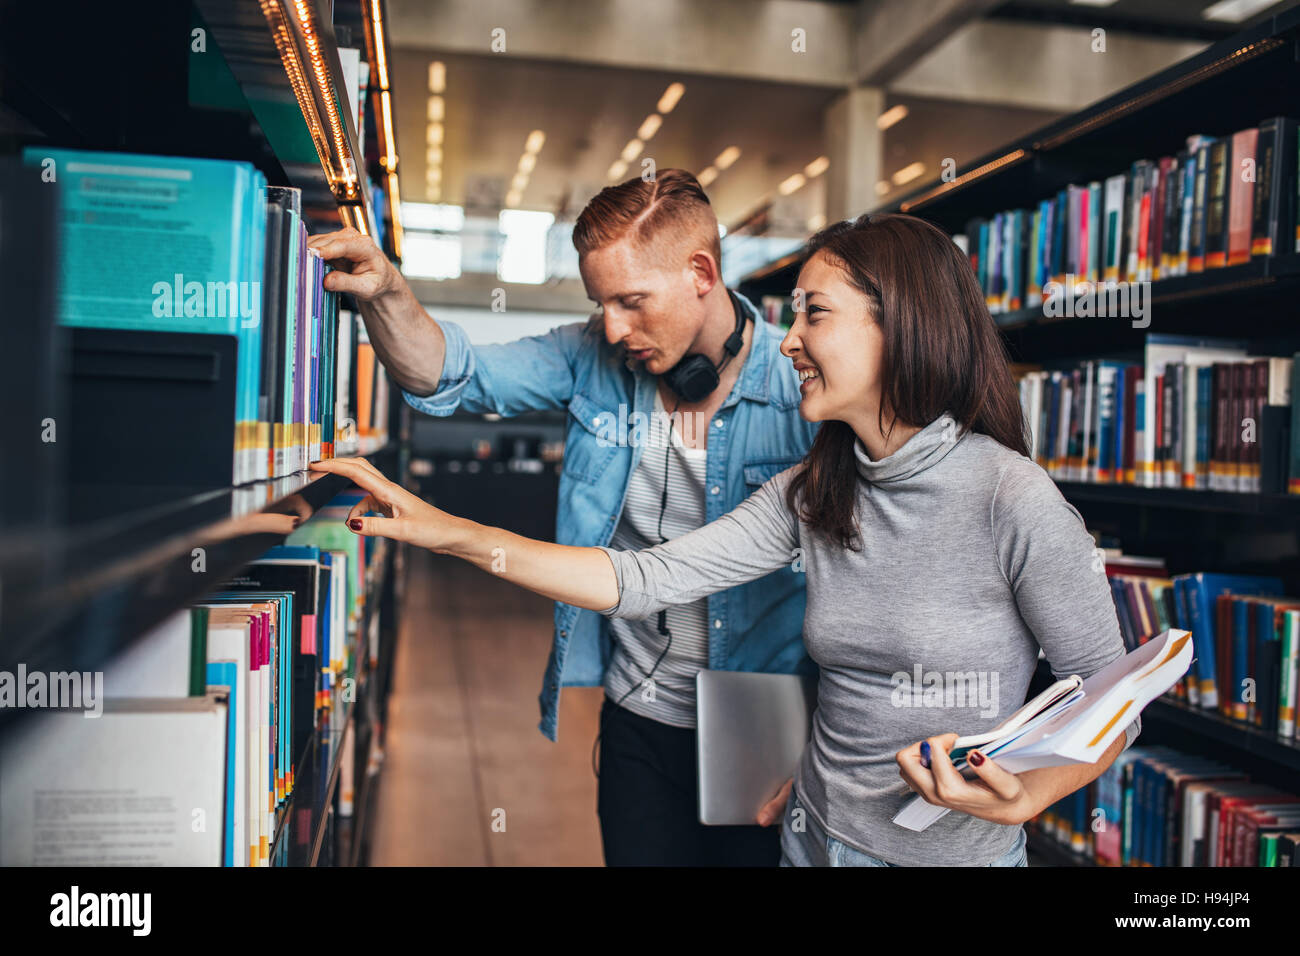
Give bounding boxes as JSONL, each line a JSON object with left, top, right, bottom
{"left": 371, "top": 551, "right": 603, "bottom": 865}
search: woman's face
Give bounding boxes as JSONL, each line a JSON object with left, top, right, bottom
{"left": 781, "top": 250, "right": 884, "bottom": 429}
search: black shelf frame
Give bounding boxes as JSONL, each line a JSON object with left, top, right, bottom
{"left": 1053, "top": 481, "right": 1300, "bottom": 517}
{"left": 1144, "top": 697, "right": 1300, "bottom": 775}
{"left": 1025, "top": 823, "right": 1097, "bottom": 867}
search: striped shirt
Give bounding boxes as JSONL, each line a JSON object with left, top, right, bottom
{"left": 603, "top": 388, "right": 710, "bottom": 727}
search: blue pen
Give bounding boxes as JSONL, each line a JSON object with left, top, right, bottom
{"left": 920, "top": 740, "right": 931, "bottom": 769}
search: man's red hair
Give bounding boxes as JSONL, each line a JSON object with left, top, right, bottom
{"left": 572, "top": 169, "right": 722, "bottom": 268}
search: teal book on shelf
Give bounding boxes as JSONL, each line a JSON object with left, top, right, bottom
{"left": 23, "top": 147, "right": 268, "bottom": 485}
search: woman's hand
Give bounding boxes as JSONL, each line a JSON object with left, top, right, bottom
{"left": 308, "top": 457, "right": 468, "bottom": 551}
{"left": 896, "top": 733, "right": 1035, "bottom": 826}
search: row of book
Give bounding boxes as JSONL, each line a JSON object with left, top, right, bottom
{"left": 0, "top": 492, "right": 385, "bottom": 866}
{"left": 1016, "top": 335, "right": 1300, "bottom": 494}
{"left": 1035, "top": 744, "right": 1300, "bottom": 866}
{"left": 1103, "top": 556, "right": 1299, "bottom": 739}
{"left": 954, "top": 117, "right": 1297, "bottom": 314}
{"left": 26, "top": 147, "right": 390, "bottom": 486}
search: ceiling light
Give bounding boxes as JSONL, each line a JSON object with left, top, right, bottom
{"left": 511, "top": 172, "right": 529, "bottom": 192}
{"left": 637, "top": 114, "right": 663, "bottom": 141}
{"left": 875, "top": 180, "right": 891, "bottom": 196}
{"left": 428, "top": 61, "right": 445, "bottom": 94}
{"left": 1069, "top": 0, "right": 1119, "bottom": 6}
{"left": 505, "top": 190, "right": 522, "bottom": 208}
{"left": 525, "top": 130, "right": 546, "bottom": 154}
{"left": 427, "top": 96, "right": 444, "bottom": 122}
{"left": 621, "top": 139, "right": 645, "bottom": 163}
{"left": 607, "top": 159, "right": 629, "bottom": 180}
{"left": 698, "top": 166, "right": 718, "bottom": 187}
{"left": 778, "top": 173, "right": 806, "bottom": 195}
{"left": 715, "top": 146, "right": 740, "bottom": 170}
{"left": 877, "top": 105, "right": 909, "bottom": 130}
{"left": 517, "top": 152, "right": 536, "bottom": 174}
{"left": 657, "top": 82, "right": 685, "bottom": 114}
{"left": 804, "top": 156, "right": 830, "bottom": 178}
{"left": 892, "top": 162, "right": 925, "bottom": 186}
{"left": 806, "top": 213, "right": 826, "bottom": 231}
{"left": 426, "top": 147, "right": 442, "bottom": 166}
{"left": 1202, "top": 0, "right": 1277, "bottom": 21}
{"left": 426, "top": 123, "right": 443, "bottom": 145}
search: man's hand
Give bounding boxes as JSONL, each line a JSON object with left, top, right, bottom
{"left": 306, "top": 226, "right": 446, "bottom": 396}
{"left": 756, "top": 777, "right": 793, "bottom": 826}
{"left": 308, "top": 227, "right": 398, "bottom": 302}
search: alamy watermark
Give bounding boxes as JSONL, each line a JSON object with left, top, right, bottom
{"left": 592, "top": 404, "right": 713, "bottom": 448}
{"left": 151, "top": 274, "right": 260, "bottom": 328}
{"left": 890, "top": 665, "right": 1000, "bottom": 718}
{"left": 1042, "top": 274, "right": 1150, "bottom": 329}
{"left": 0, "top": 664, "right": 103, "bottom": 717}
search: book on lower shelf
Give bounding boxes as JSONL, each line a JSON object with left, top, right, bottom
{"left": 1034, "top": 743, "right": 1300, "bottom": 866}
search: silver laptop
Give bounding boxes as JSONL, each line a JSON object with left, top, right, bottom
{"left": 696, "top": 670, "right": 817, "bottom": 826}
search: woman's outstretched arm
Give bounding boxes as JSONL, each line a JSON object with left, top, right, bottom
{"left": 309, "top": 457, "right": 620, "bottom": 610}
{"left": 308, "top": 456, "right": 804, "bottom": 618}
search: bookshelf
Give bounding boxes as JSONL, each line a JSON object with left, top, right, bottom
{"left": 0, "top": 0, "right": 408, "bottom": 867}
{"left": 738, "top": 8, "right": 1300, "bottom": 867}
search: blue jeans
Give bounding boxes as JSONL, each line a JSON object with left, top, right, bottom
{"left": 778, "top": 785, "right": 1029, "bottom": 867}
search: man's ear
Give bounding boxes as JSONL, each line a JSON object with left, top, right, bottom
{"left": 689, "top": 248, "right": 720, "bottom": 298}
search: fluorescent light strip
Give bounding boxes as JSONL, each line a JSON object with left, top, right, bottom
{"left": 657, "top": 82, "right": 685, "bottom": 114}
{"left": 877, "top": 104, "right": 908, "bottom": 130}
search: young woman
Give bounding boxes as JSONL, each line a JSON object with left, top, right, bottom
{"left": 311, "top": 213, "right": 1139, "bottom": 867}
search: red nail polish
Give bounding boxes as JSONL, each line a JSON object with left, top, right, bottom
{"left": 969, "top": 751, "right": 984, "bottom": 767}
{"left": 349, "top": 519, "right": 362, "bottom": 531}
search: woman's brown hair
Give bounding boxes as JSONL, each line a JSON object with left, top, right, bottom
{"left": 786, "top": 212, "right": 1030, "bottom": 548}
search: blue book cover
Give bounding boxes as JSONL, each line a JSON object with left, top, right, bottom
{"left": 1196, "top": 365, "right": 1213, "bottom": 488}
{"left": 1231, "top": 597, "right": 1252, "bottom": 720}
{"left": 23, "top": 147, "right": 268, "bottom": 482}
{"left": 1179, "top": 573, "right": 1283, "bottom": 710}
{"left": 206, "top": 660, "right": 239, "bottom": 867}
{"left": 1113, "top": 365, "right": 1128, "bottom": 483}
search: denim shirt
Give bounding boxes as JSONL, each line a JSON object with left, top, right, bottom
{"left": 403, "top": 292, "right": 819, "bottom": 740}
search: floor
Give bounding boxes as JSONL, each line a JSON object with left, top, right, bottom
{"left": 370, "top": 549, "right": 606, "bottom": 865}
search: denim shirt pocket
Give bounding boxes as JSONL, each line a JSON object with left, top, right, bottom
{"left": 563, "top": 391, "right": 620, "bottom": 484}
{"left": 743, "top": 456, "right": 804, "bottom": 489}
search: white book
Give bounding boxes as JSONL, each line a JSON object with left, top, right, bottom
{"left": 1056, "top": 375, "right": 1072, "bottom": 480}
{"left": 894, "top": 629, "right": 1194, "bottom": 833}
{"left": 1081, "top": 361, "right": 1095, "bottom": 483}
{"left": 1182, "top": 362, "right": 1199, "bottom": 490}
{"left": 101, "top": 608, "right": 193, "bottom": 698}
{"left": 0, "top": 695, "right": 228, "bottom": 864}
{"left": 1102, "top": 174, "right": 1126, "bottom": 284}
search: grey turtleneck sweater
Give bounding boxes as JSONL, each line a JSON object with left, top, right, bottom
{"left": 597, "top": 412, "right": 1139, "bottom": 866}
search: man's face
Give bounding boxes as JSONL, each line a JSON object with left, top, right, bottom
{"left": 579, "top": 235, "right": 706, "bottom": 376}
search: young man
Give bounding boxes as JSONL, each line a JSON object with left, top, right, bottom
{"left": 309, "top": 170, "right": 817, "bottom": 865}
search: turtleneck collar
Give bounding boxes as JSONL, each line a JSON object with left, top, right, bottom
{"left": 852, "top": 412, "right": 963, "bottom": 483}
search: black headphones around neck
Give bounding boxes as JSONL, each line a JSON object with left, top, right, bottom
{"left": 660, "top": 289, "right": 750, "bottom": 403}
